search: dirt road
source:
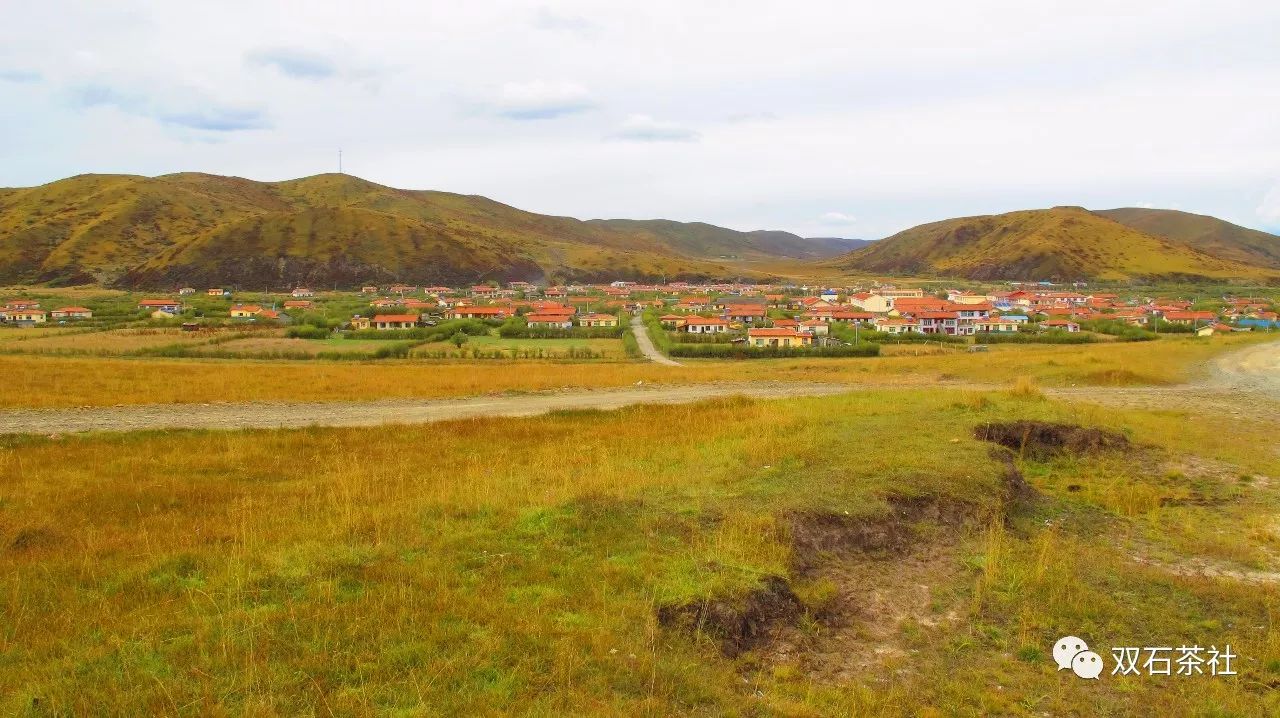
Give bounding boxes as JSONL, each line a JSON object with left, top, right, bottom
{"left": 631, "top": 315, "right": 681, "bottom": 366}
{"left": 0, "top": 382, "right": 850, "bottom": 435}
{"left": 3, "top": 339, "right": 1276, "bottom": 436}
{"left": 1043, "top": 338, "right": 1280, "bottom": 420}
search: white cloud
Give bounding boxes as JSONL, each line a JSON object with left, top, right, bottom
{"left": 820, "top": 211, "right": 857, "bottom": 224}
{"left": 610, "top": 114, "right": 699, "bottom": 142}
{"left": 2, "top": 1, "right": 1280, "bottom": 236}
{"left": 481, "top": 80, "right": 593, "bottom": 120}
{"left": 67, "top": 81, "right": 269, "bottom": 133}
{"left": 246, "top": 47, "right": 336, "bottom": 80}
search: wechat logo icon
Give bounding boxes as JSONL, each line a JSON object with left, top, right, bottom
{"left": 1054, "top": 636, "right": 1103, "bottom": 679}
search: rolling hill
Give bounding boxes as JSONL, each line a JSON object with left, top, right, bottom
{"left": 0, "top": 173, "right": 847, "bottom": 288}
{"left": 832, "top": 206, "right": 1280, "bottom": 282}
{"left": 1095, "top": 207, "right": 1280, "bottom": 269}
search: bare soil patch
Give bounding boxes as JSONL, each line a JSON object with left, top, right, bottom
{"left": 974, "top": 420, "right": 1130, "bottom": 460}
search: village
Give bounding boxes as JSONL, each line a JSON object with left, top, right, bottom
{"left": 1, "top": 281, "right": 1276, "bottom": 360}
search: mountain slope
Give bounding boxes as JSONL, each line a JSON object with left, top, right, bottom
{"left": 0, "top": 173, "right": 781, "bottom": 287}
{"left": 832, "top": 206, "right": 1277, "bottom": 282}
{"left": 588, "top": 219, "right": 862, "bottom": 259}
{"left": 1095, "top": 207, "right": 1280, "bottom": 269}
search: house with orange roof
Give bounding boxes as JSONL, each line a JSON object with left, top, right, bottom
{"left": 682, "top": 316, "right": 731, "bottom": 334}
{"left": 872, "top": 317, "right": 920, "bottom": 334}
{"left": 725, "top": 305, "right": 767, "bottom": 323}
{"left": 659, "top": 314, "right": 687, "bottom": 329}
{"left": 230, "top": 304, "right": 264, "bottom": 318}
{"left": 138, "top": 299, "right": 182, "bottom": 313}
{"left": 747, "top": 327, "right": 813, "bottom": 348}
{"left": 799, "top": 319, "right": 829, "bottom": 336}
{"left": 1161, "top": 311, "right": 1217, "bottom": 324}
{"left": 372, "top": 314, "right": 419, "bottom": 330}
{"left": 283, "top": 300, "right": 314, "bottom": 310}
{"left": 526, "top": 313, "right": 574, "bottom": 329}
{"left": 446, "top": 306, "right": 512, "bottom": 320}
{"left": 974, "top": 318, "right": 1020, "bottom": 333}
{"left": 916, "top": 311, "right": 960, "bottom": 335}
{"left": 803, "top": 309, "right": 875, "bottom": 324}
{"left": 577, "top": 313, "right": 618, "bottom": 328}
{"left": 49, "top": 306, "right": 93, "bottom": 320}
{"left": 1041, "top": 319, "right": 1080, "bottom": 332}
{"left": 4, "top": 307, "right": 47, "bottom": 324}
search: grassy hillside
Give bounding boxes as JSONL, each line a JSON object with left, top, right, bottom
{"left": 0, "top": 173, "right": 776, "bottom": 288}
{"left": 1096, "top": 207, "right": 1280, "bottom": 269}
{"left": 833, "top": 206, "right": 1279, "bottom": 282}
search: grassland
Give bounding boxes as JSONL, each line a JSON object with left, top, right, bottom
{"left": 2, "top": 384, "right": 1277, "bottom": 715}
{"left": 0, "top": 332, "right": 1265, "bottom": 409}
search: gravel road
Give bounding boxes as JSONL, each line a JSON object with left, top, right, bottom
{"left": 631, "top": 315, "right": 681, "bottom": 366}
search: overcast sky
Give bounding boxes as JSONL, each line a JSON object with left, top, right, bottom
{"left": 2, "top": 0, "right": 1279, "bottom": 239}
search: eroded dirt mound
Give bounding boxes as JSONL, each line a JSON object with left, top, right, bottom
{"left": 787, "top": 494, "right": 974, "bottom": 573}
{"left": 974, "top": 420, "right": 1129, "bottom": 459}
{"left": 657, "top": 457, "right": 1037, "bottom": 667}
{"left": 656, "top": 576, "right": 803, "bottom": 658}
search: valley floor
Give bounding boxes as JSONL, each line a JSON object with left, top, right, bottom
{"left": 2, "top": 336, "right": 1279, "bottom": 715}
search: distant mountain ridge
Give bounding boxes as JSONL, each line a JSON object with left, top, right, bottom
{"left": 0, "top": 172, "right": 850, "bottom": 288}
{"left": 587, "top": 218, "right": 865, "bottom": 259}
{"left": 831, "top": 206, "right": 1279, "bottom": 282}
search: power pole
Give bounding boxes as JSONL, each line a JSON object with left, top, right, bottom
{"left": 338, "top": 148, "right": 343, "bottom": 174}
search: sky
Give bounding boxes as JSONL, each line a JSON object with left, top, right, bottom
{"left": 2, "top": 0, "right": 1279, "bottom": 240}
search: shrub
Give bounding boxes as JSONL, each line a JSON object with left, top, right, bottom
{"left": 975, "top": 331, "right": 1094, "bottom": 344}
{"left": 666, "top": 343, "right": 880, "bottom": 359}
{"left": 498, "top": 316, "right": 624, "bottom": 339}
{"left": 286, "top": 325, "right": 332, "bottom": 339}
{"left": 1077, "top": 319, "right": 1157, "bottom": 342}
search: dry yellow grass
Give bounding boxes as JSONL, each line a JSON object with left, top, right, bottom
{"left": 2, "top": 327, "right": 219, "bottom": 353}
{"left": 2, "top": 389, "right": 1277, "bottom": 714}
{"left": 0, "top": 333, "right": 1265, "bottom": 408}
